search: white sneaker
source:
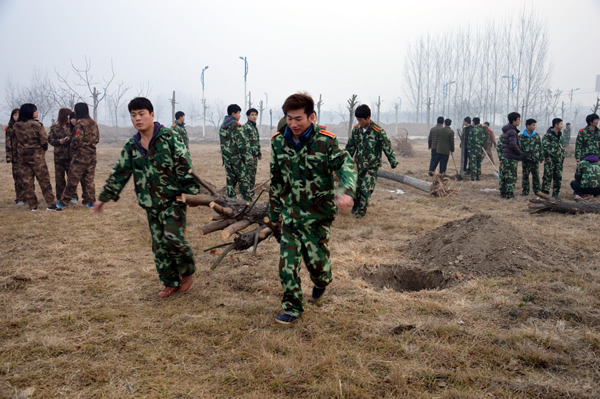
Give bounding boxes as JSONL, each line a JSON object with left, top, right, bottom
{"left": 16, "top": 201, "right": 25, "bottom": 206}
{"left": 70, "top": 198, "right": 78, "bottom": 204}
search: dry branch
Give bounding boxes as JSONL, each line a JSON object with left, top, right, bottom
{"left": 528, "top": 192, "right": 600, "bottom": 214}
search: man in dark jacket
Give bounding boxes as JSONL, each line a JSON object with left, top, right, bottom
{"left": 461, "top": 117, "right": 473, "bottom": 174}
{"left": 499, "top": 112, "right": 522, "bottom": 199}
{"left": 428, "top": 116, "right": 444, "bottom": 176}
{"left": 432, "top": 119, "right": 454, "bottom": 174}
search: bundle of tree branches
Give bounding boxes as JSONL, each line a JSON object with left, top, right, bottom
{"left": 430, "top": 173, "right": 459, "bottom": 197}
{"left": 392, "top": 128, "right": 414, "bottom": 158}
{"left": 528, "top": 192, "right": 600, "bottom": 214}
{"left": 179, "top": 170, "right": 279, "bottom": 269}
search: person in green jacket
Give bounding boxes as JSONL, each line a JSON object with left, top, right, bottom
{"left": 243, "top": 108, "right": 261, "bottom": 188}
{"left": 171, "top": 111, "right": 190, "bottom": 153}
{"left": 575, "top": 114, "right": 600, "bottom": 162}
{"left": 432, "top": 118, "right": 454, "bottom": 174}
{"left": 518, "top": 119, "right": 542, "bottom": 196}
{"left": 270, "top": 93, "right": 357, "bottom": 324}
{"left": 467, "top": 117, "right": 486, "bottom": 181}
{"left": 94, "top": 97, "right": 200, "bottom": 299}
{"left": 541, "top": 118, "right": 566, "bottom": 198}
{"left": 571, "top": 153, "right": 600, "bottom": 198}
{"left": 345, "top": 104, "right": 398, "bottom": 218}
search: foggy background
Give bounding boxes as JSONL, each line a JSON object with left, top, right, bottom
{"left": 0, "top": 0, "right": 598, "bottom": 135}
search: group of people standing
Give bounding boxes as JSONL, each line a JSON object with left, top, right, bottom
{"left": 5, "top": 102, "right": 99, "bottom": 211}
{"left": 428, "top": 110, "right": 600, "bottom": 200}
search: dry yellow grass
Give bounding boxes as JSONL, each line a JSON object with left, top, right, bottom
{"left": 1, "top": 140, "right": 599, "bottom": 398}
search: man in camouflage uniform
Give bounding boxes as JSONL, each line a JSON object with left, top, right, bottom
{"left": 270, "top": 93, "right": 357, "bottom": 324}
{"left": 243, "top": 108, "right": 261, "bottom": 188}
{"left": 499, "top": 112, "right": 522, "bottom": 199}
{"left": 461, "top": 117, "right": 473, "bottom": 174}
{"left": 483, "top": 122, "right": 497, "bottom": 165}
{"left": 219, "top": 104, "right": 253, "bottom": 201}
{"left": 12, "top": 103, "right": 60, "bottom": 211}
{"left": 172, "top": 111, "right": 190, "bottom": 153}
{"left": 345, "top": 104, "right": 398, "bottom": 218}
{"left": 5, "top": 108, "right": 26, "bottom": 204}
{"left": 575, "top": 114, "right": 600, "bottom": 162}
{"left": 563, "top": 122, "right": 572, "bottom": 148}
{"left": 48, "top": 108, "right": 76, "bottom": 202}
{"left": 467, "top": 117, "right": 485, "bottom": 181}
{"left": 57, "top": 103, "right": 99, "bottom": 209}
{"left": 541, "top": 118, "right": 565, "bottom": 198}
{"left": 571, "top": 153, "right": 600, "bottom": 198}
{"left": 94, "top": 97, "right": 200, "bottom": 298}
{"left": 518, "top": 119, "right": 542, "bottom": 196}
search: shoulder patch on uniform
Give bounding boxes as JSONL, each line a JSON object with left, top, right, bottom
{"left": 319, "top": 130, "right": 335, "bottom": 138}
{"left": 172, "top": 123, "right": 176, "bottom": 127}
{"left": 272, "top": 132, "right": 281, "bottom": 138}
{"left": 580, "top": 128, "right": 585, "bottom": 132}
{"left": 4, "top": 126, "right": 7, "bottom": 131}
{"left": 353, "top": 124, "right": 358, "bottom": 128}
{"left": 372, "top": 125, "right": 381, "bottom": 132}
{"left": 75, "top": 131, "right": 80, "bottom": 136}
{"left": 318, "top": 125, "right": 327, "bottom": 130}
{"left": 237, "top": 121, "right": 242, "bottom": 126}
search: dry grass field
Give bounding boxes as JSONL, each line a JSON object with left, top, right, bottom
{"left": 1, "top": 139, "right": 599, "bottom": 398}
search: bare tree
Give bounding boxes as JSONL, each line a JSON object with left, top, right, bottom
{"left": 110, "top": 81, "right": 131, "bottom": 140}
{"left": 56, "top": 56, "right": 116, "bottom": 121}
{"left": 346, "top": 94, "right": 358, "bottom": 138}
{"left": 591, "top": 97, "right": 600, "bottom": 114}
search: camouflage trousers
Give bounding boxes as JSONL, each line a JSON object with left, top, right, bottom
{"left": 224, "top": 160, "right": 253, "bottom": 201}
{"left": 279, "top": 220, "right": 333, "bottom": 317}
{"left": 146, "top": 202, "right": 195, "bottom": 287}
{"left": 521, "top": 160, "right": 541, "bottom": 195}
{"left": 60, "top": 155, "right": 96, "bottom": 206}
{"left": 499, "top": 159, "right": 518, "bottom": 198}
{"left": 10, "top": 160, "right": 27, "bottom": 203}
{"left": 20, "top": 157, "right": 56, "bottom": 209}
{"left": 248, "top": 156, "right": 258, "bottom": 189}
{"left": 469, "top": 152, "right": 483, "bottom": 181}
{"left": 542, "top": 158, "right": 564, "bottom": 197}
{"left": 54, "top": 157, "right": 78, "bottom": 202}
{"left": 354, "top": 168, "right": 378, "bottom": 217}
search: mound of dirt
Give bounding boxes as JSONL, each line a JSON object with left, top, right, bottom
{"left": 406, "top": 213, "right": 554, "bottom": 278}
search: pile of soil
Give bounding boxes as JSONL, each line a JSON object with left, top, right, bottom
{"left": 406, "top": 213, "right": 555, "bottom": 279}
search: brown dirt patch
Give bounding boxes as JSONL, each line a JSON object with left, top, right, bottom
{"left": 406, "top": 213, "right": 560, "bottom": 278}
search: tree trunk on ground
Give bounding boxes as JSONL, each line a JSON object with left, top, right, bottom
{"left": 378, "top": 170, "right": 432, "bottom": 193}
{"left": 528, "top": 192, "right": 600, "bottom": 214}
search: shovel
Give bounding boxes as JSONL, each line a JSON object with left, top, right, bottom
{"left": 450, "top": 153, "right": 463, "bottom": 180}
{"left": 482, "top": 147, "right": 499, "bottom": 180}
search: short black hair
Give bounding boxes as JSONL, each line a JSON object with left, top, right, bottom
{"left": 175, "top": 111, "right": 185, "bottom": 120}
{"left": 483, "top": 122, "right": 490, "bottom": 126}
{"left": 508, "top": 112, "right": 521, "bottom": 124}
{"left": 444, "top": 118, "right": 452, "bottom": 126}
{"left": 437, "top": 116, "right": 444, "bottom": 124}
{"left": 227, "top": 104, "right": 242, "bottom": 115}
{"left": 355, "top": 104, "right": 371, "bottom": 119}
{"left": 566, "top": 122, "right": 571, "bottom": 126}
{"left": 464, "top": 116, "right": 471, "bottom": 124}
{"left": 246, "top": 108, "right": 258, "bottom": 116}
{"left": 552, "top": 118, "right": 563, "bottom": 127}
{"left": 128, "top": 97, "right": 154, "bottom": 113}
{"left": 18, "top": 103, "right": 37, "bottom": 122}
{"left": 74, "top": 102, "right": 90, "bottom": 119}
{"left": 526, "top": 119, "right": 536, "bottom": 127}
{"left": 473, "top": 117, "right": 480, "bottom": 125}
{"left": 586, "top": 114, "right": 599, "bottom": 125}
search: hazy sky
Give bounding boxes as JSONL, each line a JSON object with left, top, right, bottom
{"left": 0, "top": 0, "right": 599, "bottom": 123}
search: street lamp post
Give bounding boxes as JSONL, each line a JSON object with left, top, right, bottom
{"left": 239, "top": 56, "right": 248, "bottom": 110}
{"left": 201, "top": 65, "right": 209, "bottom": 138}
{"left": 569, "top": 88, "right": 580, "bottom": 108}
{"left": 264, "top": 92, "right": 268, "bottom": 111}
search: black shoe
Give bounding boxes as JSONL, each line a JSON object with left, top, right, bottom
{"left": 275, "top": 313, "right": 298, "bottom": 324}
{"left": 312, "top": 285, "right": 326, "bottom": 300}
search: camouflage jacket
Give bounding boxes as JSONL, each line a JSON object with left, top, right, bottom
{"left": 171, "top": 121, "right": 190, "bottom": 151}
{"left": 98, "top": 123, "right": 199, "bottom": 210}
{"left": 574, "top": 158, "right": 600, "bottom": 188}
{"left": 496, "top": 133, "right": 503, "bottom": 159}
{"left": 219, "top": 117, "right": 252, "bottom": 167}
{"left": 345, "top": 121, "right": 398, "bottom": 172}
{"left": 48, "top": 124, "right": 74, "bottom": 160}
{"left": 71, "top": 117, "right": 99, "bottom": 160}
{"left": 484, "top": 126, "right": 496, "bottom": 150}
{"left": 243, "top": 121, "right": 261, "bottom": 158}
{"left": 12, "top": 120, "right": 48, "bottom": 163}
{"left": 5, "top": 126, "right": 18, "bottom": 162}
{"left": 542, "top": 128, "right": 565, "bottom": 161}
{"left": 518, "top": 131, "right": 542, "bottom": 163}
{"left": 270, "top": 124, "right": 357, "bottom": 226}
{"left": 575, "top": 126, "right": 600, "bottom": 161}
{"left": 563, "top": 126, "right": 571, "bottom": 147}
{"left": 467, "top": 125, "right": 486, "bottom": 155}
